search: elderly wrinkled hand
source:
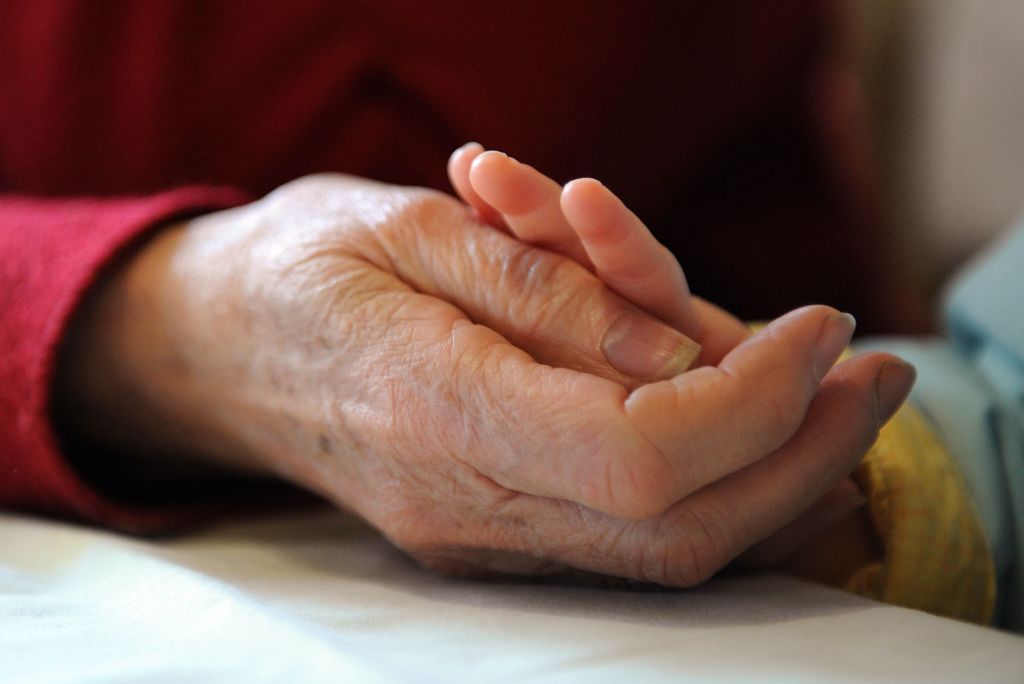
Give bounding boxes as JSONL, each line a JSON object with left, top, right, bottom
{"left": 58, "top": 172, "right": 915, "bottom": 584}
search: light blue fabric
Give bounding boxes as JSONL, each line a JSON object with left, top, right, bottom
{"left": 858, "top": 221, "right": 1024, "bottom": 631}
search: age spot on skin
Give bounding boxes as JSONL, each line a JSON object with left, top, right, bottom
{"left": 318, "top": 433, "right": 334, "bottom": 454}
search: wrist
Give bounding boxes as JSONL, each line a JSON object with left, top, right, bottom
{"left": 52, "top": 212, "right": 271, "bottom": 490}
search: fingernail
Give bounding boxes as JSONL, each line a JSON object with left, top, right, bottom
{"left": 601, "top": 309, "right": 701, "bottom": 380}
{"left": 874, "top": 360, "right": 917, "bottom": 425}
{"left": 813, "top": 312, "right": 856, "bottom": 379}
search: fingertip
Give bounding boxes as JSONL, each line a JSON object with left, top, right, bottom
{"left": 774, "top": 304, "right": 842, "bottom": 326}
{"left": 722, "top": 305, "right": 841, "bottom": 375}
{"left": 450, "top": 141, "right": 483, "bottom": 163}
{"left": 448, "top": 143, "right": 482, "bottom": 195}
{"left": 562, "top": 177, "right": 604, "bottom": 196}
{"left": 470, "top": 151, "right": 555, "bottom": 218}
{"left": 467, "top": 150, "right": 508, "bottom": 194}
{"left": 447, "top": 145, "right": 509, "bottom": 229}
{"left": 469, "top": 149, "right": 513, "bottom": 176}
{"left": 448, "top": 142, "right": 483, "bottom": 183}
{"left": 561, "top": 179, "right": 628, "bottom": 244}
{"left": 874, "top": 359, "right": 916, "bottom": 425}
{"left": 748, "top": 305, "right": 843, "bottom": 346}
{"left": 753, "top": 305, "right": 856, "bottom": 378}
{"left": 561, "top": 178, "right": 608, "bottom": 217}
{"left": 813, "top": 311, "right": 857, "bottom": 380}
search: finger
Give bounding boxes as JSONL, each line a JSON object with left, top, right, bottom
{"left": 561, "top": 178, "right": 698, "bottom": 337}
{"left": 621, "top": 306, "right": 857, "bottom": 512}
{"left": 733, "top": 476, "right": 867, "bottom": 568}
{"left": 447, "top": 142, "right": 508, "bottom": 229}
{"left": 373, "top": 199, "right": 701, "bottom": 386}
{"left": 471, "top": 152, "right": 711, "bottom": 352}
{"left": 363, "top": 269, "right": 879, "bottom": 540}
{"left": 654, "top": 354, "right": 915, "bottom": 583}
{"left": 450, "top": 353, "right": 914, "bottom": 586}
{"left": 437, "top": 303, "right": 849, "bottom": 520}
{"left": 468, "top": 151, "right": 593, "bottom": 265}
{"left": 442, "top": 304, "right": 853, "bottom": 522}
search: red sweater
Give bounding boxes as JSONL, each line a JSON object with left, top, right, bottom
{"left": 0, "top": 0, "right": 903, "bottom": 530}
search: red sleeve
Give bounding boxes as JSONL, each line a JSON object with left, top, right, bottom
{"left": 0, "top": 187, "right": 251, "bottom": 532}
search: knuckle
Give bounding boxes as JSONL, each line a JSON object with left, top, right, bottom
{"left": 654, "top": 505, "right": 737, "bottom": 587}
{"left": 262, "top": 173, "right": 363, "bottom": 210}
{"left": 638, "top": 537, "right": 703, "bottom": 587}
{"left": 497, "top": 246, "right": 584, "bottom": 338}
{"left": 267, "top": 172, "right": 337, "bottom": 197}
{"left": 394, "top": 186, "right": 463, "bottom": 225}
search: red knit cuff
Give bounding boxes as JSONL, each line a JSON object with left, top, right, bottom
{"left": 0, "top": 187, "right": 252, "bottom": 533}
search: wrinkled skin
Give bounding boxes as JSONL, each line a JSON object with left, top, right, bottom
{"left": 59, "top": 174, "right": 914, "bottom": 584}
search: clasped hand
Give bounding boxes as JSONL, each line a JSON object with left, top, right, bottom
{"left": 62, "top": 148, "right": 915, "bottom": 584}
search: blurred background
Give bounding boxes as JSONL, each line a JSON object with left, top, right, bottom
{"left": 853, "top": 0, "right": 1024, "bottom": 306}
{"left": 2, "top": 1, "right": 1021, "bottom": 334}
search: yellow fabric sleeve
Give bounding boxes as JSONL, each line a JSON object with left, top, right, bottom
{"left": 790, "top": 400, "right": 997, "bottom": 624}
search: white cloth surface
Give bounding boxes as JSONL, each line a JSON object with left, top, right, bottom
{"left": 3, "top": 509, "right": 1023, "bottom": 683}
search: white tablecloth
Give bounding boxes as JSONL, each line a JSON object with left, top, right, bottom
{"left": 3, "top": 509, "right": 1022, "bottom": 683}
